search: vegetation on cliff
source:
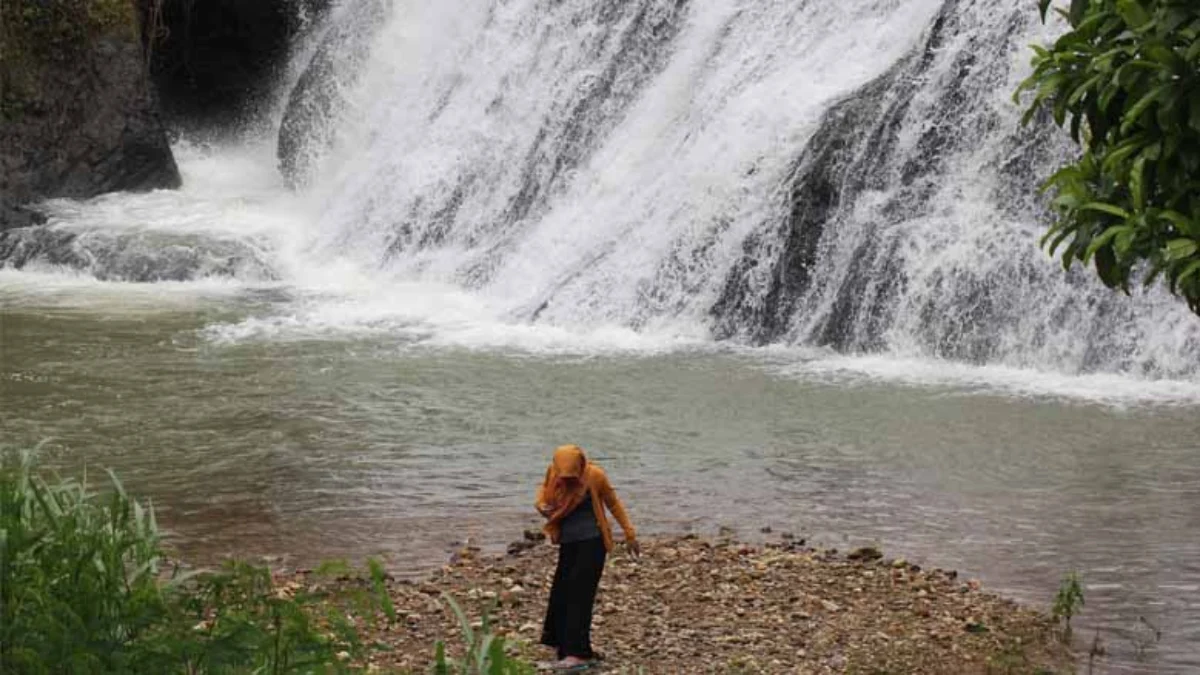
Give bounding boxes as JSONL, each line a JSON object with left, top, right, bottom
{"left": 0, "top": 0, "right": 179, "bottom": 210}
{"left": 0, "top": 0, "right": 136, "bottom": 118}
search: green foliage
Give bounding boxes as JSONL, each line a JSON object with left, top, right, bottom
{"left": 1051, "top": 571, "right": 1085, "bottom": 635}
{"left": 1016, "top": 0, "right": 1200, "bottom": 313}
{"left": 0, "top": 450, "right": 394, "bottom": 674}
{"left": 430, "top": 595, "right": 535, "bottom": 675}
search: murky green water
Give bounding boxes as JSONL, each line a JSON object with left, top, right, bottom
{"left": 3, "top": 283, "right": 1199, "bottom": 671}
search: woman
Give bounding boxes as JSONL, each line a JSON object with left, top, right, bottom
{"left": 536, "top": 444, "right": 639, "bottom": 671}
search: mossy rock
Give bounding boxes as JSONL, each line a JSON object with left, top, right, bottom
{"left": 0, "top": 0, "right": 179, "bottom": 204}
{"left": 1, "top": 0, "right": 139, "bottom": 120}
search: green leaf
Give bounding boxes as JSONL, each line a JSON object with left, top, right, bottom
{"left": 1080, "top": 202, "right": 1131, "bottom": 218}
{"left": 1039, "top": 0, "right": 1053, "bottom": 23}
{"left": 1116, "top": 0, "right": 1152, "bottom": 29}
{"left": 1084, "top": 225, "right": 1132, "bottom": 262}
{"left": 1094, "top": 245, "right": 1123, "bottom": 287}
{"left": 1187, "top": 39, "right": 1200, "bottom": 63}
{"left": 1041, "top": 224, "right": 1070, "bottom": 253}
{"left": 1144, "top": 44, "right": 1178, "bottom": 69}
{"left": 1067, "top": 74, "right": 1103, "bottom": 106}
{"left": 1176, "top": 259, "right": 1200, "bottom": 287}
{"left": 1161, "top": 211, "right": 1200, "bottom": 238}
{"left": 433, "top": 641, "right": 449, "bottom": 674}
{"left": 367, "top": 558, "right": 396, "bottom": 623}
{"left": 1098, "top": 81, "right": 1120, "bottom": 113}
{"left": 443, "top": 594, "right": 474, "bottom": 647}
{"left": 1129, "top": 155, "right": 1146, "bottom": 210}
{"left": 1070, "top": 0, "right": 1091, "bottom": 27}
{"left": 1121, "top": 83, "right": 1171, "bottom": 133}
{"left": 1189, "top": 90, "right": 1200, "bottom": 133}
{"left": 1166, "top": 238, "right": 1198, "bottom": 261}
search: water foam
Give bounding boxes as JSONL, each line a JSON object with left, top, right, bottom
{"left": 762, "top": 350, "right": 1200, "bottom": 407}
{"left": 201, "top": 278, "right": 707, "bottom": 356}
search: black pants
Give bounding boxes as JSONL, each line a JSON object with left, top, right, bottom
{"left": 541, "top": 537, "right": 606, "bottom": 660}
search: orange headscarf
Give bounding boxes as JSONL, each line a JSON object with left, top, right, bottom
{"left": 535, "top": 444, "right": 637, "bottom": 551}
{"left": 538, "top": 444, "right": 590, "bottom": 527}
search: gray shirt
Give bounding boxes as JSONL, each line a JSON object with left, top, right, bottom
{"left": 559, "top": 494, "right": 602, "bottom": 543}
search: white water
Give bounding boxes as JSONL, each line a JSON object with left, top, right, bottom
{"left": 308, "top": 0, "right": 946, "bottom": 322}
{"left": 7, "top": 0, "right": 1200, "bottom": 403}
{"left": 294, "top": 0, "right": 1200, "bottom": 380}
{"left": 6, "top": 0, "right": 1200, "bottom": 398}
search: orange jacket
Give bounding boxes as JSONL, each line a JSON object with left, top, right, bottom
{"left": 536, "top": 445, "right": 636, "bottom": 552}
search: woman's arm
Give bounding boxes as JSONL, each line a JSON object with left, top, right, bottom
{"left": 535, "top": 466, "right": 554, "bottom": 518}
{"left": 598, "top": 470, "right": 638, "bottom": 553}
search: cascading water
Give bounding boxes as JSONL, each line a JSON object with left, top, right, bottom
{"left": 1, "top": 0, "right": 1196, "bottom": 382}
{"left": 275, "top": 0, "right": 1199, "bottom": 379}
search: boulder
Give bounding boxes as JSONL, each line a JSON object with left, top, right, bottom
{"left": 0, "top": 201, "right": 47, "bottom": 234}
{"left": 0, "top": 225, "right": 277, "bottom": 282}
{"left": 0, "top": 0, "right": 180, "bottom": 227}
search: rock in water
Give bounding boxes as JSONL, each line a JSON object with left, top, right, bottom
{"left": 276, "top": 0, "right": 389, "bottom": 188}
{"left": 847, "top": 546, "right": 884, "bottom": 562}
{"left": 0, "top": 201, "right": 47, "bottom": 234}
{"left": 0, "top": 0, "right": 180, "bottom": 223}
{"left": 0, "top": 226, "right": 277, "bottom": 283}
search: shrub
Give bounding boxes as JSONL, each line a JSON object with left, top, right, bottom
{"left": 1016, "top": 0, "right": 1200, "bottom": 313}
{"left": 1051, "top": 570, "right": 1085, "bottom": 637}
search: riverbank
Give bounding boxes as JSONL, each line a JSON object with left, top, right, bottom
{"left": 279, "top": 532, "right": 1074, "bottom": 673}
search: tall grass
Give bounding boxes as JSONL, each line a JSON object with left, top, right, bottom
{"left": 1, "top": 450, "right": 539, "bottom": 674}
{"left": 0, "top": 450, "right": 385, "bottom": 674}
{"left": 431, "top": 595, "right": 534, "bottom": 675}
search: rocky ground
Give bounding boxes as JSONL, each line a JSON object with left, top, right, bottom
{"left": 277, "top": 531, "right": 1074, "bottom": 674}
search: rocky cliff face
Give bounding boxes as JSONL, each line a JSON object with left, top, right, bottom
{"left": 0, "top": 0, "right": 180, "bottom": 231}
{"left": 140, "top": 0, "right": 329, "bottom": 129}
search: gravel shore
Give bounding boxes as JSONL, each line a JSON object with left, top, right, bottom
{"left": 282, "top": 532, "right": 1074, "bottom": 674}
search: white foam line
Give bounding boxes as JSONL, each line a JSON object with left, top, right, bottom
{"left": 200, "top": 281, "right": 708, "bottom": 356}
{"left": 759, "top": 350, "right": 1200, "bottom": 407}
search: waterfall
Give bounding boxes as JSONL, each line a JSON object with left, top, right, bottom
{"left": 290, "top": 0, "right": 1199, "bottom": 378}
{"left": 5, "top": 0, "right": 1198, "bottom": 380}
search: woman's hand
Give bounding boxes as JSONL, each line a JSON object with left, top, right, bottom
{"left": 536, "top": 503, "right": 555, "bottom": 519}
{"left": 626, "top": 539, "right": 641, "bottom": 558}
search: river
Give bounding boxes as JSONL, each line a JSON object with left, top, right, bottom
{"left": 3, "top": 227, "right": 1199, "bottom": 670}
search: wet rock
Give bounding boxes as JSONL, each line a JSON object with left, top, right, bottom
{"left": 0, "top": 202, "right": 47, "bottom": 233}
{"left": 2, "top": 2, "right": 179, "bottom": 210}
{"left": 848, "top": 546, "right": 884, "bottom": 562}
{"left": 507, "top": 540, "right": 535, "bottom": 556}
{"left": 0, "top": 226, "right": 276, "bottom": 282}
